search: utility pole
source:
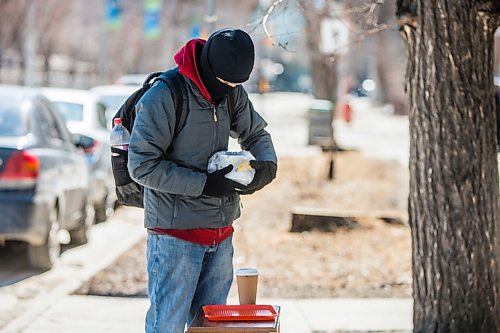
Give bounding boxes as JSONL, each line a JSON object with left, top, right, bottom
{"left": 24, "top": 0, "right": 37, "bottom": 86}
{"left": 97, "top": 19, "right": 109, "bottom": 84}
{"left": 204, "top": 0, "right": 217, "bottom": 35}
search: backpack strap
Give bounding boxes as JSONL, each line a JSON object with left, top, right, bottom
{"left": 143, "top": 72, "right": 164, "bottom": 87}
{"left": 153, "top": 69, "right": 236, "bottom": 139}
{"left": 157, "top": 69, "right": 188, "bottom": 137}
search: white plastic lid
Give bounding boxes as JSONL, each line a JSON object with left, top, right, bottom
{"left": 236, "top": 267, "right": 258, "bottom": 276}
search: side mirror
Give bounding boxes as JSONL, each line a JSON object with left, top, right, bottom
{"left": 96, "top": 102, "right": 108, "bottom": 129}
{"left": 73, "top": 133, "right": 97, "bottom": 152}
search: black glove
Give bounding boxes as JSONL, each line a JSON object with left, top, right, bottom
{"left": 202, "top": 165, "right": 245, "bottom": 197}
{"left": 238, "top": 160, "right": 277, "bottom": 195}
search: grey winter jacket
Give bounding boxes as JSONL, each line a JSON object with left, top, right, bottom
{"left": 127, "top": 72, "right": 277, "bottom": 230}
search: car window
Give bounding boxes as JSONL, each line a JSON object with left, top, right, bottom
{"left": 52, "top": 101, "right": 84, "bottom": 122}
{"left": 97, "top": 95, "right": 128, "bottom": 113}
{"left": 96, "top": 102, "right": 107, "bottom": 129}
{"left": 43, "top": 101, "right": 73, "bottom": 143}
{"left": 38, "top": 104, "right": 60, "bottom": 140}
{"left": 38, "top": 100, "right": 68, "bottom": 142}
{"left": 0, "top": 104, "right": 28, "bottom": 136}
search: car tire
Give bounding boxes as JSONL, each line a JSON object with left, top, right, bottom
{"left": 94, "top": 193, "right": 114, "bottom": 223}
{"left": 28, "top": 205, "right": 61, "bottom": 270}
{"left": 70, "top": 201, "right": 94, "bottom": 245}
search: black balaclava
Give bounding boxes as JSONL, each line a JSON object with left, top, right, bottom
{"left": 199, "top": 28, "right": 255, "bottom": 102}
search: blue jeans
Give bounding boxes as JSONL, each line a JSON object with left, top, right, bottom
{"left": 145, "top": 234, "right": 234, "bottom": 333}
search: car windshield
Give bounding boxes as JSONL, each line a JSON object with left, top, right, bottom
{"left": 0, "top": 103, "right": 28, "bottom": 136}
{"left": 52, "top": 102, "right": 84, "bottom": 122}
{"left": 97, "top": 95, "right": 128, "bottom": 112}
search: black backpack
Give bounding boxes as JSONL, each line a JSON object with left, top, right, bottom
{"left": 110, "top": 69, "right": 187, "bottom": 208}
{"left": 110, "top": 69, "right": 234, "bottom": 208}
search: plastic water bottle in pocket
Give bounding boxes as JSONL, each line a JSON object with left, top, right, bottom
{"left": 110, "top": 118, "right": 130, "bottom": 156}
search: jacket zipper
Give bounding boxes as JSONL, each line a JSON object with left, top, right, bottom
{"left": 173, "top": 194, "right": 179, "bottom": 218}
{"left": 220, "top": 198, "right": 226, "bottom": 224}
{"left": 212, "top": 104, "right": 226, "bottom": 226}
{"left": 212, "top": 105, "right": 218, "bottom": 122}
{"left": 211, "top": 105, "right": 217, "bottom": 152}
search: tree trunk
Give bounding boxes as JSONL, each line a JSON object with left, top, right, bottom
{"left": 299, "top": 0, "right": 338, "bottom": 102}
{"left": 373, "top": 0, "right": 408, "bottom": 114}
{"left": 309, "top": 51, "right": 338, "bottom": 101}
{"left": 398, "top": 1, "right": 500, "bottom": 332}
{"left": 42, "top": 54, "right": 50, "bottom": 87}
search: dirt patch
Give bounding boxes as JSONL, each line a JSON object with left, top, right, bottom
{"left": 76, "top": 151, "right": 412, "bottom": 298}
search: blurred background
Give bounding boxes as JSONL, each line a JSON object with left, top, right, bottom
{"left": 0, "top": 1, "right": 499, "bottom": 332}
{"left": 0, "top": 1, "right": 406, "bottom": 109}
{"left": 1, "top": 0, "right": 499, "bottom": 109}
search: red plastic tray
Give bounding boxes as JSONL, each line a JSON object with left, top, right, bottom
{"left": 202, "top": 305, "right": 278, "bottom": 322}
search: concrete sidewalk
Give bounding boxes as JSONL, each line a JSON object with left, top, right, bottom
{"left": 3, "top": 295, "right": 412, "bottom": 333}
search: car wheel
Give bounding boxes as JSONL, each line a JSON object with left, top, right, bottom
{"left": 28, "top": 205, "right": 61, "bottom": 270}
{"left": 70, "top": 201, "right": 94, "bottom": 245}
{"left": 94, "top": 193, "right": 114, "bottom": 223}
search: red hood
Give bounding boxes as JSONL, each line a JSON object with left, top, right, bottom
{"left": 174, "top": 39, "right": 212, "bottom": 103}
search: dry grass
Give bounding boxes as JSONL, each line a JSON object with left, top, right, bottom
{"left": 77, "top": 151, "right": 412, "bottom": 299}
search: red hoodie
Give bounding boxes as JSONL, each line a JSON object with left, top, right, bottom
{"left": 151, "top": 39, "right": 234, "bottom": 246}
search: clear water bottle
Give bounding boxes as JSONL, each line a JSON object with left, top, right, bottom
{"left": 110, "top": 118, "right": 130, "bottom": 151}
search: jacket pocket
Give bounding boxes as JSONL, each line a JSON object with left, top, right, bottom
{"left": 167, "top": 194, "right": 234, "bottom": 229}
{"left": 223, "top": 194, "right": 240, "bottom": 222}
{"left": 111, "top": 148, "right": 133, "bottom": 186}
{"left": 173, "top": 194, "right": 179, "bottom": 219}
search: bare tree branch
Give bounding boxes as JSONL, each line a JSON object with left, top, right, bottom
{"left": 261, "top": 0, "right": 290, "bottom": 50}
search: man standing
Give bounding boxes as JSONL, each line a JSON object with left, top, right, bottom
{"left": 128, "top": 29, "right": 277, "bottom": 333}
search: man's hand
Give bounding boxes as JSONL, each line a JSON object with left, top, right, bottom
{"left": 202, "top": 165, "right": 245, "bottom": 197}
{"left": 238, "top": 160, "right": 277, "bottom": 195}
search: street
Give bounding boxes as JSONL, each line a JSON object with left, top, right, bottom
{"left": 0, "top": 206, "right": 145, "bottom": 331}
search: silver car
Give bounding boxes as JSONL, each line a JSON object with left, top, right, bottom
{"left": 0, "top": 86, "right": 92, "bottom": 269}
{"left": 90, "top": 85, "right": 140, "bottom": 129}
{"left": 43, "top": 88, "right": 116, "bottom": 223}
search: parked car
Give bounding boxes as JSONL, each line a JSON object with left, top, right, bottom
{"left": 43, "top": 88, "right": 116, "bottom": 223}
{"left": 115, "top": 73, "right": 149, "bottom": 86}
{"left": 90, "top": 85, "right": 139, "bottom": 129}
{"left": 0, "top": 86, "right": 93, "bottom": 269}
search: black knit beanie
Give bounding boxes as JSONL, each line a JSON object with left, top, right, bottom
{"left": 199, "top": 28, "right": 255, "bottom": 101}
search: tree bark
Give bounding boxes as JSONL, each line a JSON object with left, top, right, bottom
{"left": 398, "top": 1, "right": 500, "bottom": 332}
{"left": 299, "top": 0, "right": 338, "bottom": 102}
{"left": 373, "top": 0, "right": 408, "bottom": 114}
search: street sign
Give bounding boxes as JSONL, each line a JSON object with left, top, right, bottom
{"left": 190, "top": 24, "right": 201, "bottom": 38}
{"left": 320, "top": 18, "right": 349, "bottom": 54}
{"left": 106, "top": 0, "right": 121, "bottom": 30}
{"left": 144, "top": 0, "right": 162, "bottom": 39}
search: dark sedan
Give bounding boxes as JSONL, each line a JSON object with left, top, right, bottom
{"left": 0, "top": 86, "right": 92, "bottom": 269}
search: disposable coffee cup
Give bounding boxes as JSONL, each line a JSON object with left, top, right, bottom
{"left": 236, "top": 268, "right": 259, "bottom": 304}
